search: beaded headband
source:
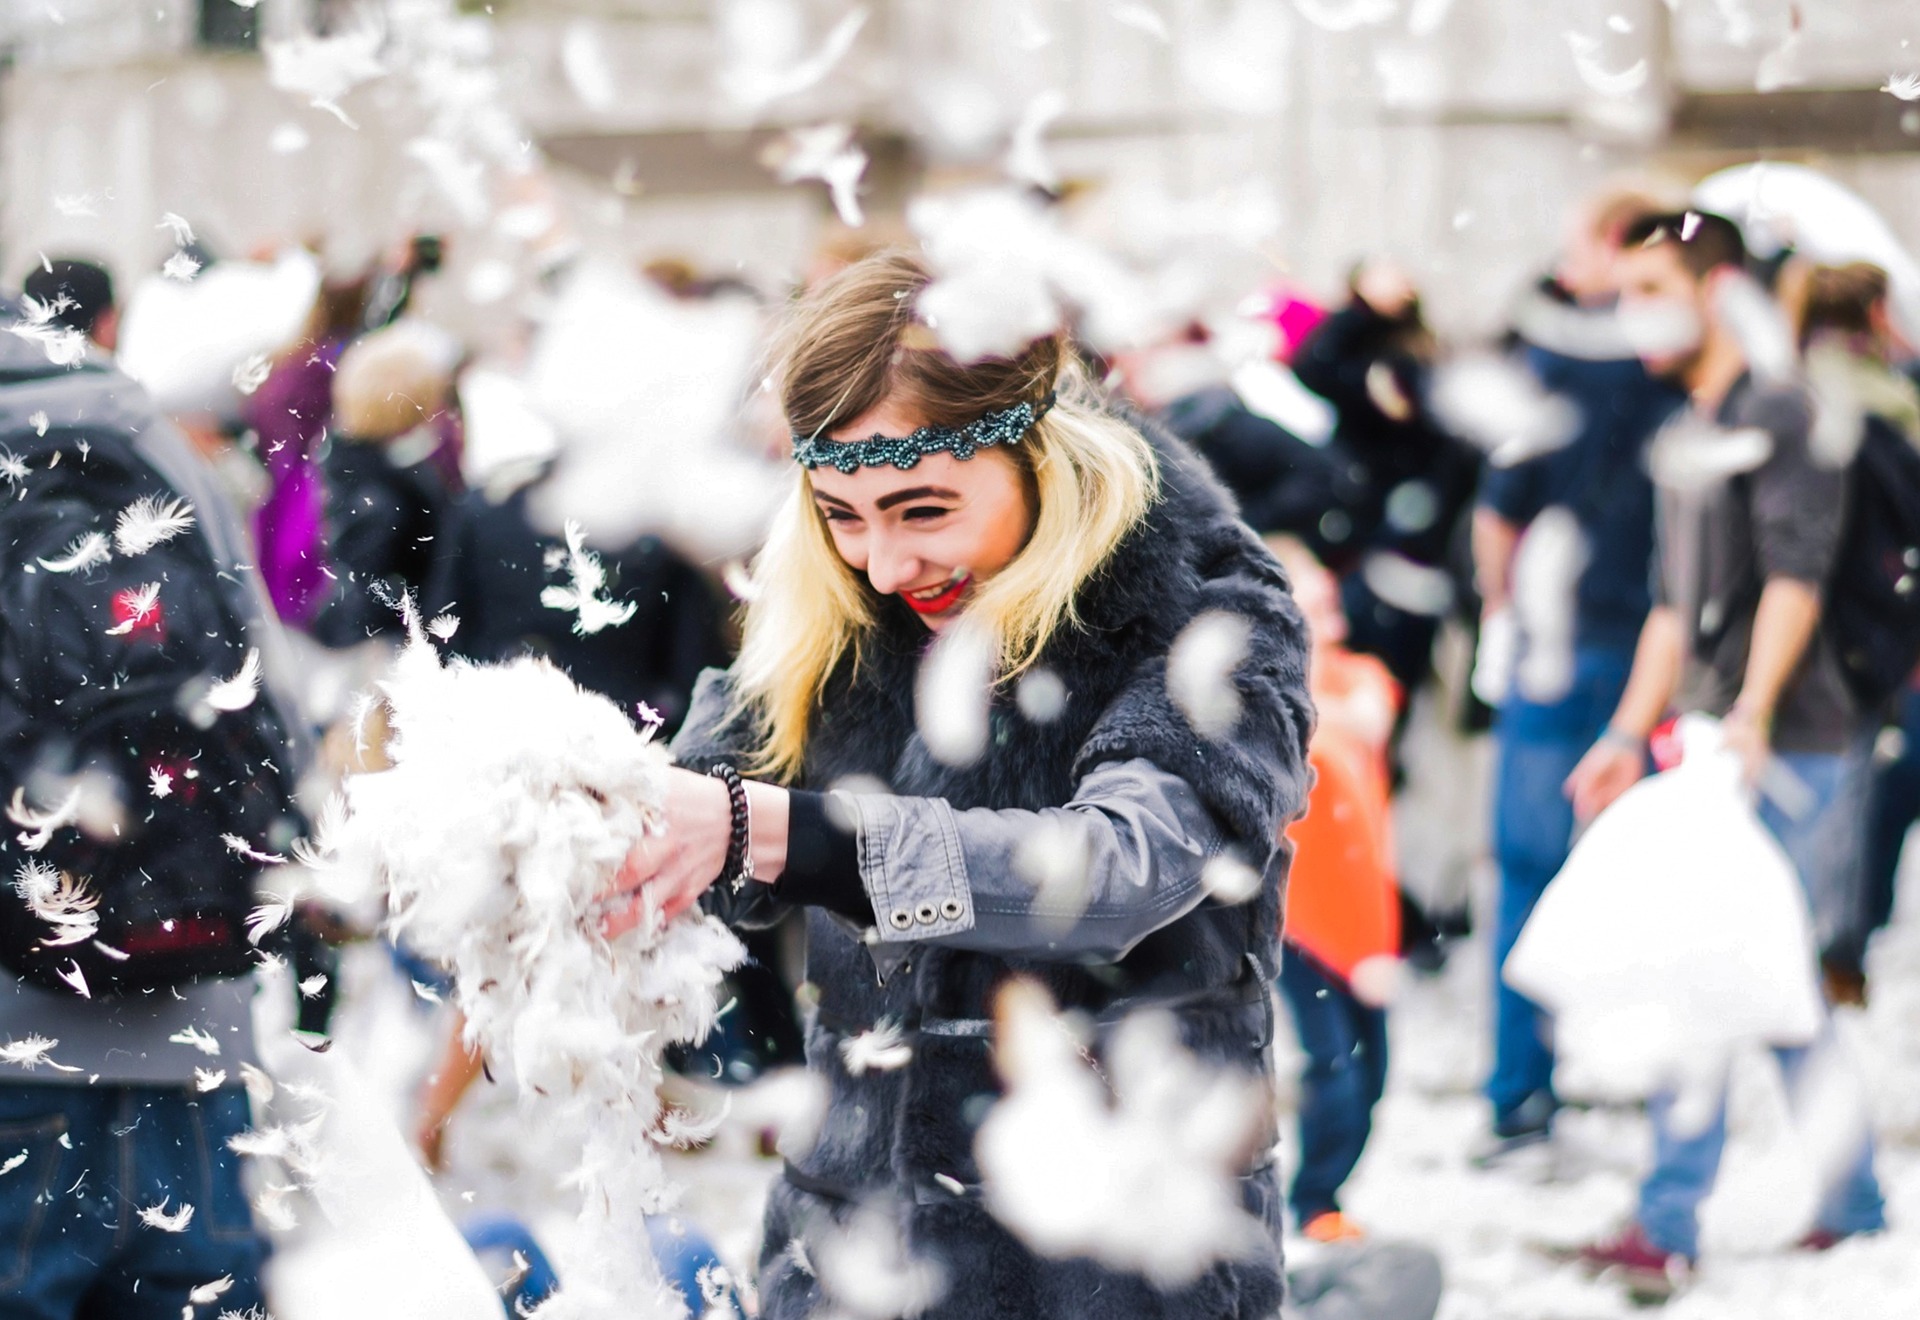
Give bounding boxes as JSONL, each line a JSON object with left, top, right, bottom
{"left": 791, "top": 393, "right": 1056, "bottom": 474}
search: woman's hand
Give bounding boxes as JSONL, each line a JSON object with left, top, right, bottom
{"left": 599, "top": 768, "right": 733, "bottom": 937}
{"left": 1564, "top": 732, "right": 1646, "bottom": 824}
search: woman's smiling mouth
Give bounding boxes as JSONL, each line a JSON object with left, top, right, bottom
{"left": 902, "top": 570, "right": 972, "bottom": 616}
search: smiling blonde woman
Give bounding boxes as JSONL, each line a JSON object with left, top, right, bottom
{"left": 603, "top": 250, "right": 1315, "bottom": 1320}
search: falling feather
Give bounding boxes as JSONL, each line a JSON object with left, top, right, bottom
{"left": 27, "top": 412, "right": 47, "bottom": 437}
{"left": 53, "top": 193, "right": 101, "bottom": 218}
{"left": 104, "top": 582, "right": 161, "bottom": 636}
{"left": 1167, "top": 612, "right": 1251, "bottom": 740}
{"left": 205, "top": 649, "right": 263, "bottom": 712}
{"left": 770, "top": 124, "right": 867, "bottom": 227}
{"left": 721, "top": 6, "right": 868, "bottom": 111}
{"left": 246, "top": 899, "right": 293, "bottom": 945}
{"left": 113, "top": 494, "right": 196, "bottom": 555}
{"left": 8, "top": 786, "right": 82, "bottom": 851}
{"left": 540, "top": 520, "right": 638, "bottom": 635}
{"left": 1006, "top": 90, "right": 1068, "bottom": 191}
{"left": 9, "top": 295, "right": 89, "bottom": 366}
{"left": 194, "top": 1067, "right": 228, "bottom": 1092}
{"left": 224, "top": 836, "right": 289, "bottom": 870}
{"left": 55, "top": 961, "right": 89, "bottom": 998}
{"left": 37, "top": 532, "right": 110, "bottom": 574}
{"left": 14, "top": 861, "right": 99, "bottom": 947}
{"left": 841, "top": 1019, "right": 914, "bottom": 1076}
{"left": 231, "top": 353, "right": 272, "bottom": 396}
{"left": 188, "top": 1274, "right": 233, "bottom": 1305}
{"left": 1565, "top": 32, "right": 1649, "bottom": 98}
{"left": 0, "top": 1152, "right": 25, "bottom": 1175}
{"left": 149, "top": 767, "right": 173, "bottom": 799}
{"left": 298, "top": 973, "right": 329, "bottom": 998}
{"left": 169, "top": 1025, "right": 221, "bottom": 1056}
{"left": 427, "top": 612, "right": 460, "bottom": 641}
{"left": 976, "top": 979, "right": 1270, "bottom": 1285}
{"left": 1754, "top": 6, "right": 1805, "bottom": 93}
{"left": 915, "top": 619, "right": 995, "bottom": 767}
{"left": 0, "top": 450, "right": 27, "bottom": 485}
{"left": 1884, "top": 73, "right": 1920, "bottom": 101}
{"left": 0, "top": 1034, "right": 63, "bottom": 1070}
{"left": 138, "top": 1198, "right": 195, "bottom": 1233}
{"left": 1199, "top": 854, "right": 1262, "bottom": 906}
{"left": 263, "top": 21, "right": 386, "bottom": 111}
{"left": 1428, "top": 354, "right": 1581, "bottom": 467}
{"left": 156, "top": 212, "right": 195, "bottom": 246}
{"left": 161, "top": 250, "right": 202, "bottom": 283}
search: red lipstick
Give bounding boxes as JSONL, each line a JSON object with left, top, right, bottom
{"left": 901, "top": 572, "right": 971, "bottom": 616}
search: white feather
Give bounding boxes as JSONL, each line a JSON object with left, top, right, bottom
{"left": 224, "top": 834, "right": 288, "bottom": 867}
{"left": 0, "top": 1034, "right": 63, "bottom": 1070}
{"left": 161, "top": 251, "right": 201, "bottom": 283}
{"left": 104, "top": 582, "right": 162, "bottom": 636}
{"left": 36, "top": 532, "right": 110, "bottom": 574}
{"left": 156, "top": 212, "right": 195, "bottom": 246}
{"left": 1166, "top": 612, "right": 1252, "bottom": 740}
{"left": 113, "top": 494, "right": 196, "bottom": 555}
{"left": 205, "top": 649, "right": 262, "bottom": 713}
{"left": 8, "top": 787, "right": 81, "bottom": 851}
{"left": 137, "top": 1198, "right": 195, "bottom": 1232}
{"left": 169, "top": 1025, "right": 221, "bottom": 1057}
{"left": 840, "top": 1019, "right": 914, "bottom": 1076}
{"left": 540, "top": 521, "right": 637, "bottom": 636}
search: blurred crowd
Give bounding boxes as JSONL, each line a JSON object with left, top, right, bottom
{"left": 6, "top": 158, "right": 1920, "bottom": 1315}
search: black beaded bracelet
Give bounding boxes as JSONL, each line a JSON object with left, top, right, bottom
{"left": 708, "top": 763, "right": 754, "bottom": 892}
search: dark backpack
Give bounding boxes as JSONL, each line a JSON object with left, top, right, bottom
{"left": 0, "top": 424, "right": 302, "bottom": 997}
{"left": 1826, "top": 413, "right": 1920, "bottom": 714}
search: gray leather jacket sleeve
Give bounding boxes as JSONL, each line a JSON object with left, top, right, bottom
{"left": 834, "top": 757, "right": 1231, "bottom": 962}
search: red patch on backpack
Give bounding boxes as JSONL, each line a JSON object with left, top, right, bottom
{"left": 110, "top": 587, "right": 166, "bottom": 642}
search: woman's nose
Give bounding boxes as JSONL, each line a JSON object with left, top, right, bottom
{"left": 864, "top": 535, "right": 922, "bottom": 597}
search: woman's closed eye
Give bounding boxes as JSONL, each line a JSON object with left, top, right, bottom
{"left": 900, "top": 504, "right": 953, "bottom": 523}
{"left": 817, "top": 504, "right": 861, "bottom": 525}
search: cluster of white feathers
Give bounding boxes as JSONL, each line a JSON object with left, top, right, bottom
{"left": 313, "top": 631, "right": 743, "bottom": 1319}
{"left": 975, "top": 979, "right": 1271, "bottom": 1287}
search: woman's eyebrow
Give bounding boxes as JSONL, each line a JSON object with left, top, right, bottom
{"left": 874, "top": 485, "right": 960, "bottom": 512}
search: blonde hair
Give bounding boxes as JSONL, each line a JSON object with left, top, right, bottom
{"left": 733, "top": 251, "right": 1159, "bottom": 781}
{"left": 332, "top": 321, "right": 457, "bottom": 440}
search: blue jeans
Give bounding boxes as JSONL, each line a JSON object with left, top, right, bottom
{"left": 1279, "top": 947, "right": 1389, "bottom": 1224}
{"left": 1638, "top": 748, "right": 1886, "bottom": 1258}
{"left": 1849, "top": 688, "right": 1920, "bottom": 971}
{"left": 1487, "top": 645, "right": 1635, "bottom": 1125}
{"left": 0, "top": 1085, "right": 267, "bottom": 1319}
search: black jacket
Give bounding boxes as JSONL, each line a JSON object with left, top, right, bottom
{"left": 674, "top": 423, "right": 1314, "bottom": 1319}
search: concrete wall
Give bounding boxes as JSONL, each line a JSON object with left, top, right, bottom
{"left": 2, "top": 0, "right": 1915, "bottom": 345}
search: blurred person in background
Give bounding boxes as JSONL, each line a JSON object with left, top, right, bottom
{"left": 1563, "top": 212, "right": 1885, "bottom": 1296}
{"left": 21, "top": 259, "right": 118, "bottom": 355}
{"left": 309, "top": 320, "right": 464, "bottom": 648}
{"left": 1292, "top": 259, "right": 1480, "bottom": 698}
{"left": 249, "top": 270, "right": 370, "bottom": 628}
{"left": 1269, "top": 537, "right": 1402, "bottom": 1246}
{"left": 360, "top": 233, "right": 445, "bottom": 333}
{"left": 0, "top": 287, "right": 306, "bottom": 1317}
{"left": 1782, "top": 261, "right": 1920, "bottom": 1004}
{"left": 1470, "top": 187, "right": 1685, "bottom": 1162}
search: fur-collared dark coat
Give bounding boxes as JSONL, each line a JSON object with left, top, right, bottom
{"left": 675, "top": 424, "right": 1315, "bottom": 1320}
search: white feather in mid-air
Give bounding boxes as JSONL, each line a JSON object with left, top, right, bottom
{"left": 149, "top": 768, "right": 173, "bottom": 799}
{"left": 315, "top": 633, "right": 744, "bottom": 1319}
{"left": 137, "top": 1198, "right": 195, "bottom": 1233}
{"left": 9, "top": 294, "right": 90, "bottom": 366}
{"left": 0, "top": 1033, "right": 71, "bottom": 1070}
{"left": 205, "top": 649, "right": 263, "bottom": 712}
{"left": 113, "top": 494, "right": 196, "bottom": 555}
{"left": 13, "top": 861, "right": 99, "bottom": 948}
{"left": 104, "top": 582, "right": 161, "bottom": 636}
{"left": 770, "top": 123, "right": 867, "bottom": 228}
{"left": 540, "top": 521, "right": 637, "bottom": 636}
{"left": 975, "top": 979, "right": 1271, "bottom": 1286}
{"left": 160, "top": 251, "right": 202, "bottom": 283}
{"left": 169, "top": 1025, "right": 222, "bottom": 1057}
{"left": 719, "top": 4, "right": 868, "bottom": 111}
{"left": 156, "top": 212, "right": 195, "bottom": 246}
{"left": 1166, "top": 611, "right": 1252, "bottom": 740}
{"left": 8, "top": 786, "right": 81, "bottom": 852}
{"left": 223, "top": 834, "right": 289, "bottom": 867}
{"left": 36, "top": 532, "right": 110, "bottom": 574}
{"left": 840, "top": 1019, "right": 914, "bottom": 1076}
